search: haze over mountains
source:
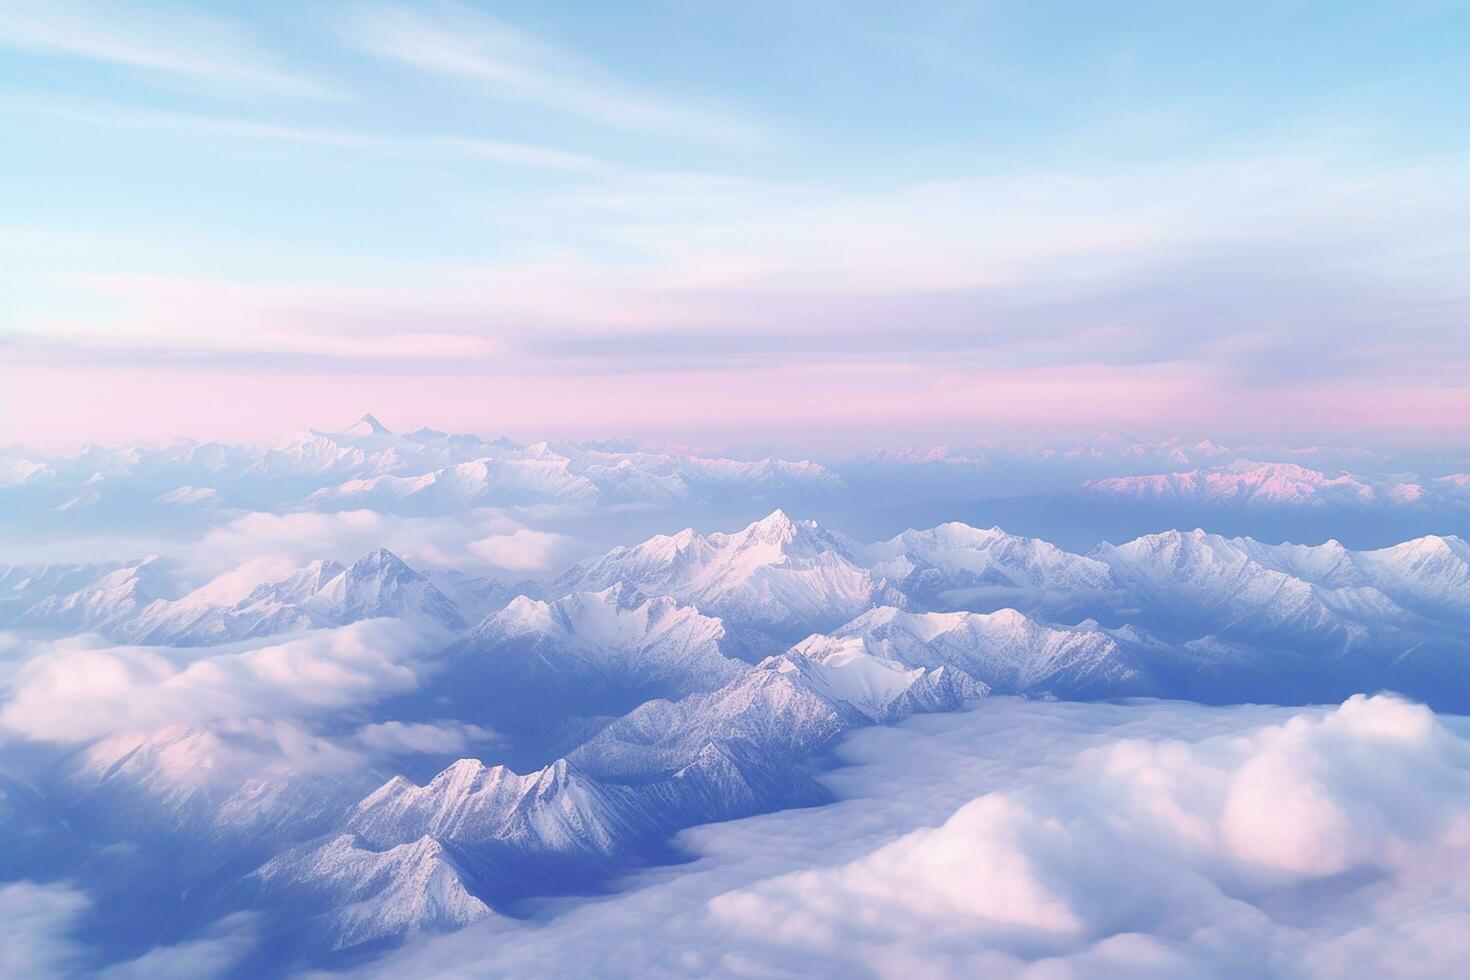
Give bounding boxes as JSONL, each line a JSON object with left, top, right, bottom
{"left": 3, "top": 421, "right": 1470, "bottom": 977}
{"left": 3, "top": 417, "right": 1467, "bottom": 554}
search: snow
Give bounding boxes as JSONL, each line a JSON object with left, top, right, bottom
{"left": 1084, "top": 460, "right": 1425, "bottom": 508}
{"left": 245, "top": 832, "right": 493, "bottom": 950}
{"left": 557, "top": 510, "right": 897, "bottom": 649}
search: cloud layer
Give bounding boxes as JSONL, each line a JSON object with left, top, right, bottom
{"left": 0, "top": 881, "right": 256, "bottom": 980}
{"left": 347, "top": 696, "right": 1470, "bottom": 979}
{"left": 198, "top": 509, "right": 581, "bottom": 578}
{"left": 0, "top": 619, "right": 430, "bottom": 744}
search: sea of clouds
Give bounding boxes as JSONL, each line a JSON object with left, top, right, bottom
{"left": 331, "top": 695, "right": 1470, "bottom": 980}
{"left": 3, "top": 600, "right": 1469, "bottom": 977}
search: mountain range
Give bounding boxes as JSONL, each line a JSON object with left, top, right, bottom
{"left": 5, "top": 421, "right": 1467, "bottom": 553}
{"left": 0, "top": 416, "right": 847, "bottom": 527}
{"left": 5, "top": 503, "right": 1470, "bottom": 974}
{"left": 8, "top": 512, "right": 1469, "bottom": 704}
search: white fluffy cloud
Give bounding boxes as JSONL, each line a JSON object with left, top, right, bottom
{"left": 95, "top": 914, "right": 258, "bottom": 980}
{"left": 353, "top": 719, "right": 497, "bottom": 756}
{"left": 0, "top": 619, "right": 429, "bottom": 743}
{"left": 466, "top": 528, "right": 577, "bottom": 574}
{"left": 199, "top": 508, "right": 583, "bottom": 577}
{"left": 347, "top": 696, "right": 1470, "bottom": 979}
{"left": 707, "top": 695, "right": 1470, "bottom": 977}
{"left": 0, "top": 881, "right": 254, "bottom": 980}
{"left": 0, "top": 881, "right": 90, "bottom": 978}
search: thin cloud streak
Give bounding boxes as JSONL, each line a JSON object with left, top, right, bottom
{"left": 9, "top": 145, "right": 1469, "bottom": 385}
{"left": 340, "top": 2, "right": 766, "bottom": 144}
{"left": 0, "top": 0, "right": 337, "bottom": 98}
{"left": 14, "top": 99, "right": 615, "bottom": 174}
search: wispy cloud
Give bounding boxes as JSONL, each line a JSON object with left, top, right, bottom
{"left": 0, "top": 0, "right": 335, "bottom": 98}
{"left": 340, "top": 2, "right": 764, "bottom": 144}
{"left": 14, "top": 98, "right": 615, "bottom": 174}
{"left": 14, "top": 144, "right": 1468, "bottom": 377}
{"left": 16, "top": 267, "right": 507, "bottom": 362}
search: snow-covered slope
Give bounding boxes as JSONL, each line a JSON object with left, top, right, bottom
{"left": 1084, "top": 460, "right": 1425, "bottom": 508}
{"left": 274, "top": 665, "right": 877, "bottom": 931}
{"left": 308, "top": 452, "right": 603, "bottom": 512}
{"left": 17, "top": 558, "right": 176, "bottom": 633}
{"left": 309, "top": 548, "right": 466, "bottom": 629}
{"left": 568, "top": 665, "right": 852, "bottom": 784}
{"left": 860, "top": 522, "right": 1116, "bottom": 612}
{"left": 572, "top": 449, "right": 844, "bottom": 504}
{"left": 349, "top": 758, "right": 653, "bottom": 862}
{"left": 0, "top": 561, "right": 123, "bottom": 625}
{"left": 337, "top": 756, "right": 670, "bottom": 905}
{"left": 110, "top": 548, "right": 465, "bottom": 646}
{"left": 1092, "top": 529, "right": 1409, "bottom": 644}
{"left": 792, "top": 606, "right": 1148, "bottom": 698}
{"left": 563, "top": 646, "right": 982, "bottom": 823}
{"left": 112, "top": 560, "right": 341, "bottom": 646}
{"left": 553, "top": 515, "right": 1470, "bottom": 686}
{"left": 767, "top": 643, "right": 986, "bottom": 723}
{"left": 240, "top": 833, "right": 493, "bottom": 952}
{"left": 555, "top": 510, "right": 902, "bottom": 654}
{"left": 8, "top": 471, "right": 1470, "bottom": 974}
{"left": 1231, "top": 534, "right": 1470, "bottom": 618}
{"left": 56, "top": 724, "right": 374, "bottom": 862}
{"left": 0, "top": 455, "right": 54, "bottom": 487}
{"left": 431, "top": 585, "right": 744, "bottom": 726}
{"left": 1354, "top": 534, "right": 1470, "bottom": 614}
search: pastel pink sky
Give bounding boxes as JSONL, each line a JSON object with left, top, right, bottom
{"left": 5, "top": 4, "right": 1470, "bottom": 453}
{"left": 5, "top": 361, "right": 1466, "bottom": 453}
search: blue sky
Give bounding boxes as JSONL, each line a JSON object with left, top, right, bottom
{"left": 2, "top": 0, "right": 1469, "bottom": 449}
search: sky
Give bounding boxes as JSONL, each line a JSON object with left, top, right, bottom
{"left": 2, "top": 0, "right": 1469, "bottom": 451}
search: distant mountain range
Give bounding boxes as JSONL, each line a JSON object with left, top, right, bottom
{"left": 3, "top": 420, "right": 1466, "bottom": 547}
{"left": 0, "top": 415, "right": 846, "bottom": 525}
{"left": 1082, "top": 459, "right": 1468, "bottom": 509}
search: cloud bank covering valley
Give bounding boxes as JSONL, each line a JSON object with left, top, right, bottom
{"left": 350, "top": 696, "right": 1470, "bottom": 979}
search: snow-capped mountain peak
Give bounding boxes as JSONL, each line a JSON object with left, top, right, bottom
{"left": 765, "top": 639, "right": 986, "bottom": 723}
{"left": 556, "top": 512, "right": 897, "bottom": 653}
{"left": 792, "top": 604, "right": 1148, "bottom": 697}
{"left": 739, "top": 508, "right": 800, "bottom": 542}
{"left": 16, "top": 556, "right": 176, "bottom": 633}
{"left": 241, "top": 831, "right": 493, "bottom": 951}
{"left": 1083, "top": 460, "right": 1409, "bottom": 508}
{"left": 443, "top": 585, "right": 743, "bottom": 721}
{"left": 860, "top": 521, "right": 1115, "bottom": 613}
{"left": 712, "top": 508, "right": 859, "bottom": 561}
{"left": 1358, "top": 534, "right": 1470, "bottom": 610}
{"left": 307, "top": 549, "right": 465, "bottom": 629}
{"left": 70, "top": 548, "right": 466, "bottom": 646}
{"left": 351, "top": 414, "right": 392, "bottom": 436}
{"left": 346, "top": 755, "right": 650, "bottom": 862}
